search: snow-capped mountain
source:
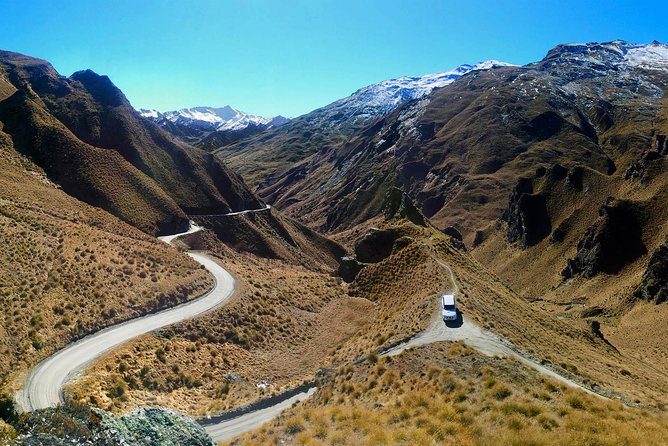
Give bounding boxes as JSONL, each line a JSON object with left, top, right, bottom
{"left": 319, "top": 60, "right": 515, "bottom": 123}
{"left": 140, "top": 105, "right": 289, "bottom": 133}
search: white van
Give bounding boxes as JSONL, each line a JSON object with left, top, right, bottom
{"left": 441, "top": 294, "right": 457, "bottom": 321}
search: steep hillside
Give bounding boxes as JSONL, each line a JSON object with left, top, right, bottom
{"left": 185, "top": 209, "right": 346, "bottom": 270}
{"left": 216, "top": 61, "right": 511, "bottom": 187}
{"left": 0, "top": 50, "right": 261, "bottom": 230}
{"left": 0, "top": 126, "right": 212, "bottom": 407}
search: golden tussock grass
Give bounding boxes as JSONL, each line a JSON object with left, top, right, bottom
{"left": 230, "top": 342, "right": 668, "bottom": 446}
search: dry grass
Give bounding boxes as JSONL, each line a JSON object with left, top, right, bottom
{"left": 0, "top": 136, "right": 211, "bottom": 401}
{"left": 229, "top": 342, "right": 668, "bottom": 446}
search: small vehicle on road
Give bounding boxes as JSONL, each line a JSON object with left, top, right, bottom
{"left": 441, "top": 294, "right": 457, "bottom": 321}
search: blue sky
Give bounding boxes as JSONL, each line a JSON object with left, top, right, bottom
{"left": 2, "top": 0, "right": 667, "bottom": 117}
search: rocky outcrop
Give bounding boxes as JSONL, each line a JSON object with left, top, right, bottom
{"left": 504, "top": 178, "right": 551, "bottom": 248}
{"left": 12, "top": 405, "right": 214, "bottom": 446}
{"left": 338, "top": 256, "right": 366, "bottom": 283}
{"left": 635, "top": 242, "right": 668, "bottom": 304}
{"left": 355, "top": 229, "right": 402, "bottom": 264}
{"left": 441, "top": 226, "right": 466, "bottom": 251}
{"left": 383, "top": 187, "right": 427, "bottom": 227}
{"left": 624, "top": 150, "right": 665, "bottom": 184}
{"left": 562, "top": 200, "right": 647, "bottom": 279}
{"left": 652, "top": 134, "right": 667, "bottom": 155}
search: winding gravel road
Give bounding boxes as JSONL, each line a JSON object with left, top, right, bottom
{"left": 190, "top": 204, "right": 272, "bottom": 218}
{"left": 15, "top": 224, "right": 236, "bottom": 412}
{"left": 14, "top": 220, "right": 599, "bottom": 444}
{"left": 15, "top": 218, "right": 317, "bottom": 443}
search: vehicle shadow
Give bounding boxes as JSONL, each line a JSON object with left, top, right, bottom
{"left": 444, "top": 310, "right": 464, "bottom": 328}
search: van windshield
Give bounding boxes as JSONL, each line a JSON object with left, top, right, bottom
{"left": 444, "top": 305, "right": 456, "bottom": 311}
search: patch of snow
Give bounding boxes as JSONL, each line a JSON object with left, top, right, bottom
{"left": 625, "top": 43, "right": 668, "bottom": 70}
{"left": 138, "top": 108, "right": 161, "bottom": 119}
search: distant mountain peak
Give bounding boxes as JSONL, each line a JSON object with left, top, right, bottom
{"left": 139, "top": 105, "right": 290, "bottom": 133}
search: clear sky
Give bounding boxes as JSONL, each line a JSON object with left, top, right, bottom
{"left": 2, "top": 0, "right": 667, "bottom": 117}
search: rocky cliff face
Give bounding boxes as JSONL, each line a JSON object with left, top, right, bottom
{"left": 562, "top": 200, "right": 647, "bottom": 279}
{"left": 636, "top": 241, "right": 668, "bottom": 304}
{"left": 504, "top": 177, "right": 551, "bottom": 248}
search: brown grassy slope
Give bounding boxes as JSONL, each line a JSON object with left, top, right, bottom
{"left": 65, "top": 189, "right": 354, "bottom": 415}
{"left": 0, "top": 91, "right": 187, "bottom": 234}
{"left": 72, "top": 217, "right": 667, "bottom": 421}
{"left": 0, "top": 73, "right": 16, "bottom": 101}
{"left": 230, "top": 343, "right": 668, "bottom": 446}
{"left": 0, "top": 131, "right": 212, "bottom": 400}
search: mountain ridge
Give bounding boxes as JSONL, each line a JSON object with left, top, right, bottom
{"left": 140, "top": 105, "right": 290, "bottom": 132}
{"left": 216, "top": 60, "right": 514, "bottom": 187}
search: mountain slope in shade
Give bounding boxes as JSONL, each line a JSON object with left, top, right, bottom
{"left": 216, "top": 61, "right": 513, "bottom": 187}
{"left": 0, "top": 89, "right": 187, "bottom": 234}
{"left": 0, "top": 50, "right": 262, "bottom": 231}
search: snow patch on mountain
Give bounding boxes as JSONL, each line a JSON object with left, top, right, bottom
{"left": 139, "top": 109, "right": 161, "bottom": 119}
{"left": 625, "top": 42, "right": 668, "bottom": 69}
